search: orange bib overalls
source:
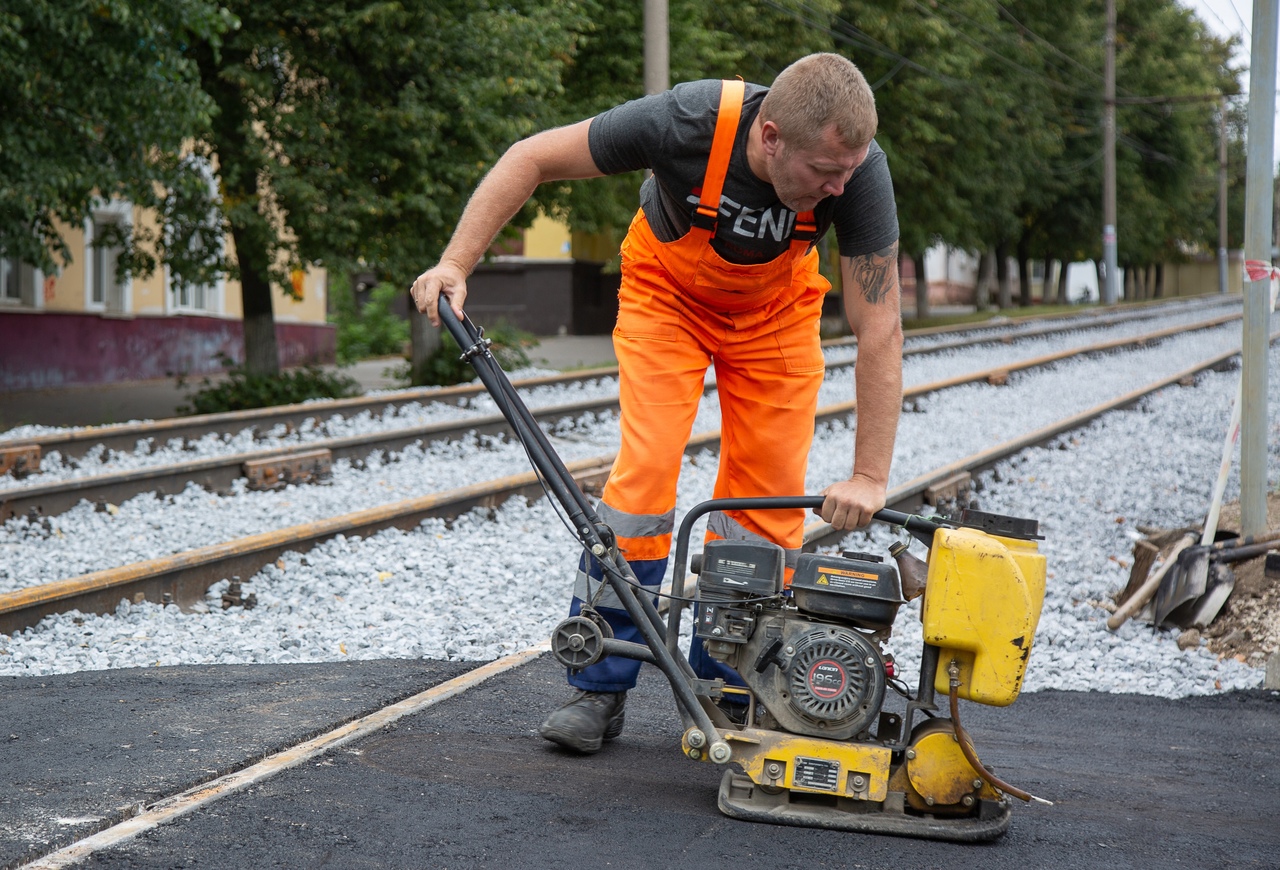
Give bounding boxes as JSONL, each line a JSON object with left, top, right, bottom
{"left": 569, "top": 79, "right": 831, "bottom": 692}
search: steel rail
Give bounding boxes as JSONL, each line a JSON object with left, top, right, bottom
{"left": 0, "top": 367, "right": 619, "bottom": 463}
{"left": 895, "top": 308, "right": 1239, "bottom": 358}
{"left": 0, "top": 312, "right": 1243, "bottom": 522}
{"left": 0, "top": 297, "right": 1232, "bottom": 464}
{"left": 0, "top": 395, "right": 616, "bottom": 522}
{"left": 854, "top": 291, "right": 1230, "bottom": 343}
{"left": 1, "top": 333, "right": 1266, "bottom": 637}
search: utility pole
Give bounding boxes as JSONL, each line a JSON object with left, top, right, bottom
{"left": 1219, "top": 97, "right": 1229, "bottom": 296}
{"left": 1240, "top": 0, "right": 1279, "bottom": 536}
{"left": 644, "top": 0, "right": 669, "bottom": 96}
{"left": 1102, "top": 0, "right": 1119, "bottom": 305}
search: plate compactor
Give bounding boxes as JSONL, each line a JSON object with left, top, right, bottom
{"left": 441, "top": 306, "right": 1051, "bottom": 841}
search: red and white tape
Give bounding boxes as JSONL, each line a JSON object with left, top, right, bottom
{"left": 1244, "top": 259, "right": 1280, "bottom": 282}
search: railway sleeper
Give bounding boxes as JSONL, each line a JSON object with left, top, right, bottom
{"left": 0, "top": 444, "right": 41, "bottom": 478}
{"left": 243, "top": 448, "right": 333, "bottom": 490}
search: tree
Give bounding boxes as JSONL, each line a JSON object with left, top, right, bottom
{"left": 188, "top": 0, "right": 582, "bottom": 374}
{"left": 527, "top": 0, "right": 843, "bottom": 255}
{"left": 0, "top": 0, "right": 232, "bottom": 284}
{"left": 836, "top": 0, "right": 1033, "bottom": 314}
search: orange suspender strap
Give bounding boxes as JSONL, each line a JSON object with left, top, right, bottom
{"left": 692, "top": 79, "right": 744, "bottom": 232}
{"left": 793, "top": 211, "right": 818, "bottom": 243}
{"left": 692, "top": 79, "right": 818, "bottom": 248}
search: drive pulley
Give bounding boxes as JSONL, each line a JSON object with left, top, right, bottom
{"left": 550, "top": 614, "right": 613, "bottom": 669}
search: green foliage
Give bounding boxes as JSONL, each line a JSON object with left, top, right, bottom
{"left": 0, "top": 0, "right": 233, "bottom": 284}
{"left": 182, "top": 0, "right": 585, "bottom": 374}
{"left": 177, "top": 356, "right": 361, "bottom": 415}
{"left": 413, "top": 322, "right": 535, "bottom": 387}
{"left": 333, "top": 281, "right": 410, "bottom": 365}
{"left": 3, "top": 0, "right": 1251, "bottom": 331}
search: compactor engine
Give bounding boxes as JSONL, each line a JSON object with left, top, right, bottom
{"left": 696, "top": 544, "right": 898, "bottom": 740}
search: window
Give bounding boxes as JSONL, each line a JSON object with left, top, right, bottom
{"left": 91, "top": 214, "right": 123, "bottom": 308}
{"left": 85, "top": 202, "right": 131, "bottom": 314}
{"left": 166, "top": 156, "right": 224, "bottom": 315}
{"left": 166, "top": 223, "right": 224, "bottom": 315}
{"left": 1, "top": 256, "right": 36, "bottom": 306}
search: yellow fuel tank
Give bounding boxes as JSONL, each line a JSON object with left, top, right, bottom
{"left": 921, "top": 527, "right": 1046, "bottom": 706}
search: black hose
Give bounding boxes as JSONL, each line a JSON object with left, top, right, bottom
{"left": 947, "top": 661, "right": 1053, "bottom": 806}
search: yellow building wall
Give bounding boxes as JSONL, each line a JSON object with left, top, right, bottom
{"left": 130, "top": 206, "right": 168, "bottom": 315}
{"left": 43, "top": 218, "right": 85, "bottom": 311}
{"left": 524, "top": 214, "right": 573, "bottom": 259}
{"left": 32, "top": 210, "right": 327, "bottom": 324}
{"left": 218, "top": 233, "right": 328, "bottom": 324}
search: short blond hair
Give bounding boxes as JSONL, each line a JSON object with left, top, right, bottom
{"left": 759, "top": 53, "right": 877, "bottom": 152}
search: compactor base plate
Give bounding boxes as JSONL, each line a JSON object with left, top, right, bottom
{"left": 716, "top": 769, "right": 1011, "bottom": 842}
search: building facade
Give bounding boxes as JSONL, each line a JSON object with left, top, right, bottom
{"left": 1, "top": 201, "right": 333, "bottom": 392}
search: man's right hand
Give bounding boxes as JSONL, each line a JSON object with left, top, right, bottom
{"left": 411, "top": 262, "right": 468, "bottom": 327}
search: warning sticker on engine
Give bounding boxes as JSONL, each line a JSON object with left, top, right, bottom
{"left": 816, "top": 565, "right": 879, "bottom": 590}
{"left": 793, "top": 756, "right": 841, "bottom": 792}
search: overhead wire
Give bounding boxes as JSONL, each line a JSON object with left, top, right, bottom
{"left": 754, "top": 0, "right": 968, "bottom": 87}
{"left": 746, "top": 0, "right": 1225, "bottom": 171}
{"left": 1225, "top": 0, "right": 1253, "bottom": 40}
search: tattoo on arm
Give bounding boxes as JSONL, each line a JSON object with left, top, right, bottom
{"left": 846, "top": 242, "right": 899, "bottom": 305}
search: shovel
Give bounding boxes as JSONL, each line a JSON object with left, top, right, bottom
{"left": 1152, "top": 528, "right": 1280, "bottom": 628}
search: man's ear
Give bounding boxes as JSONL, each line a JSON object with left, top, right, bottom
{"left": 759, "top": 120, "right": 784, "bottom": 158}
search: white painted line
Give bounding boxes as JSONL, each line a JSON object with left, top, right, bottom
{"left": 23, "top": 646, "right": 548, "bottom": 868}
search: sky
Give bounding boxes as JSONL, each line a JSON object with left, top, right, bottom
{"left": 1179, "top": 0, "right": 1280, "bottom": 169}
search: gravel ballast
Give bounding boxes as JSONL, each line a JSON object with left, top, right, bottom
{"left": 0, "top": 306, "right": 1274, "bottom": 701}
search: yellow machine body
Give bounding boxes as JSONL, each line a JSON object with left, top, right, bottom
{"left": 921, "top": 527, "right": 1047, "bottom": 706}
{"left": 699, "top": 727, "right": 893, "bottom": 802}
{"left": 890, "top": 719, "right": 1003, "bottom": 812}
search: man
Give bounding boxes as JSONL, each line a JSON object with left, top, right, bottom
{"left": 412, "top": 53, "right": 903, "bottom": 753}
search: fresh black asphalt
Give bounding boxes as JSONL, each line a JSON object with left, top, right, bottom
{"left": 3, "top": 655, "right": 1277, "bottom": 869}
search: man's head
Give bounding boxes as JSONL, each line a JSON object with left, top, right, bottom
{"left": 759, "top": 53, "right": 877, "bottom": 153}
{"left": 754, "top": 53, "right": 877, "bottom": 212}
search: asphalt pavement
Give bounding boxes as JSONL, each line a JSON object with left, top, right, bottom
{"left": 3, "top": 655, "right": 1277, "bottom": 869}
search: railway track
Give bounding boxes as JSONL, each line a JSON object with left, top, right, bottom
{"left": 0, "top": 321, "right": 1267, "bottom": 636}
{"left": 0, "top": 295, "right": 1235, "bottom": 468}
{"left": 0, "top": 304, "right": 1244, "bottom": 523}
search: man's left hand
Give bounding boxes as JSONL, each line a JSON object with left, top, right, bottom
{"left": 815, "top": 474, "right": 887, "bottom": 530}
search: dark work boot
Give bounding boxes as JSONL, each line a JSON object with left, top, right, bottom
{"left": 538, "top": 690, "right": 626, "bottom": 753}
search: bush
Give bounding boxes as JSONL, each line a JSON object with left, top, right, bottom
{"left": 334, "top": 281, "right": 410, "bottom": 364}
{"left": 413, "top": 320, "right": 536, "bottom": 386}
{"left": 177, "top": 356, "right": 362, "bottom": 415}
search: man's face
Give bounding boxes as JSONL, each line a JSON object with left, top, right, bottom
{"left": 768, "top": 123, "right": 869, "bottom": 213}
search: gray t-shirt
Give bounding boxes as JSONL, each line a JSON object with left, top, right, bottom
{"left": 588, "top": 79, "right": 899, "bottom": 266}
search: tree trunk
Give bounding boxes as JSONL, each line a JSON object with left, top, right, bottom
{"left": 1042, "top": 257, "right": 1054, "bottom": 305}
{"left": 913, "top": 251, "right": 930, "bottom": 320}
{"left": 976, "top": 249, "right": 995, "bottom": 309}
{"left": 996, "top": 243, "right": 1012, "bottom": 309}
{"left": 231, "top": 221, "right": 280, "bottom": 375}
{"left": 1057, "top": 258, "right": 1070, "bottom": 304}
{"left": 1124, "top": 266, "right": 1135, "bottom": 301}
{"left": 1154, "top": 263, "right": 1165, "bottom": 299}
{"left": 1017, "top": 256, "right": 1032, "bottom": 307}
{"left": 197, "top": 43, "right": 280, "bottom": 376}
